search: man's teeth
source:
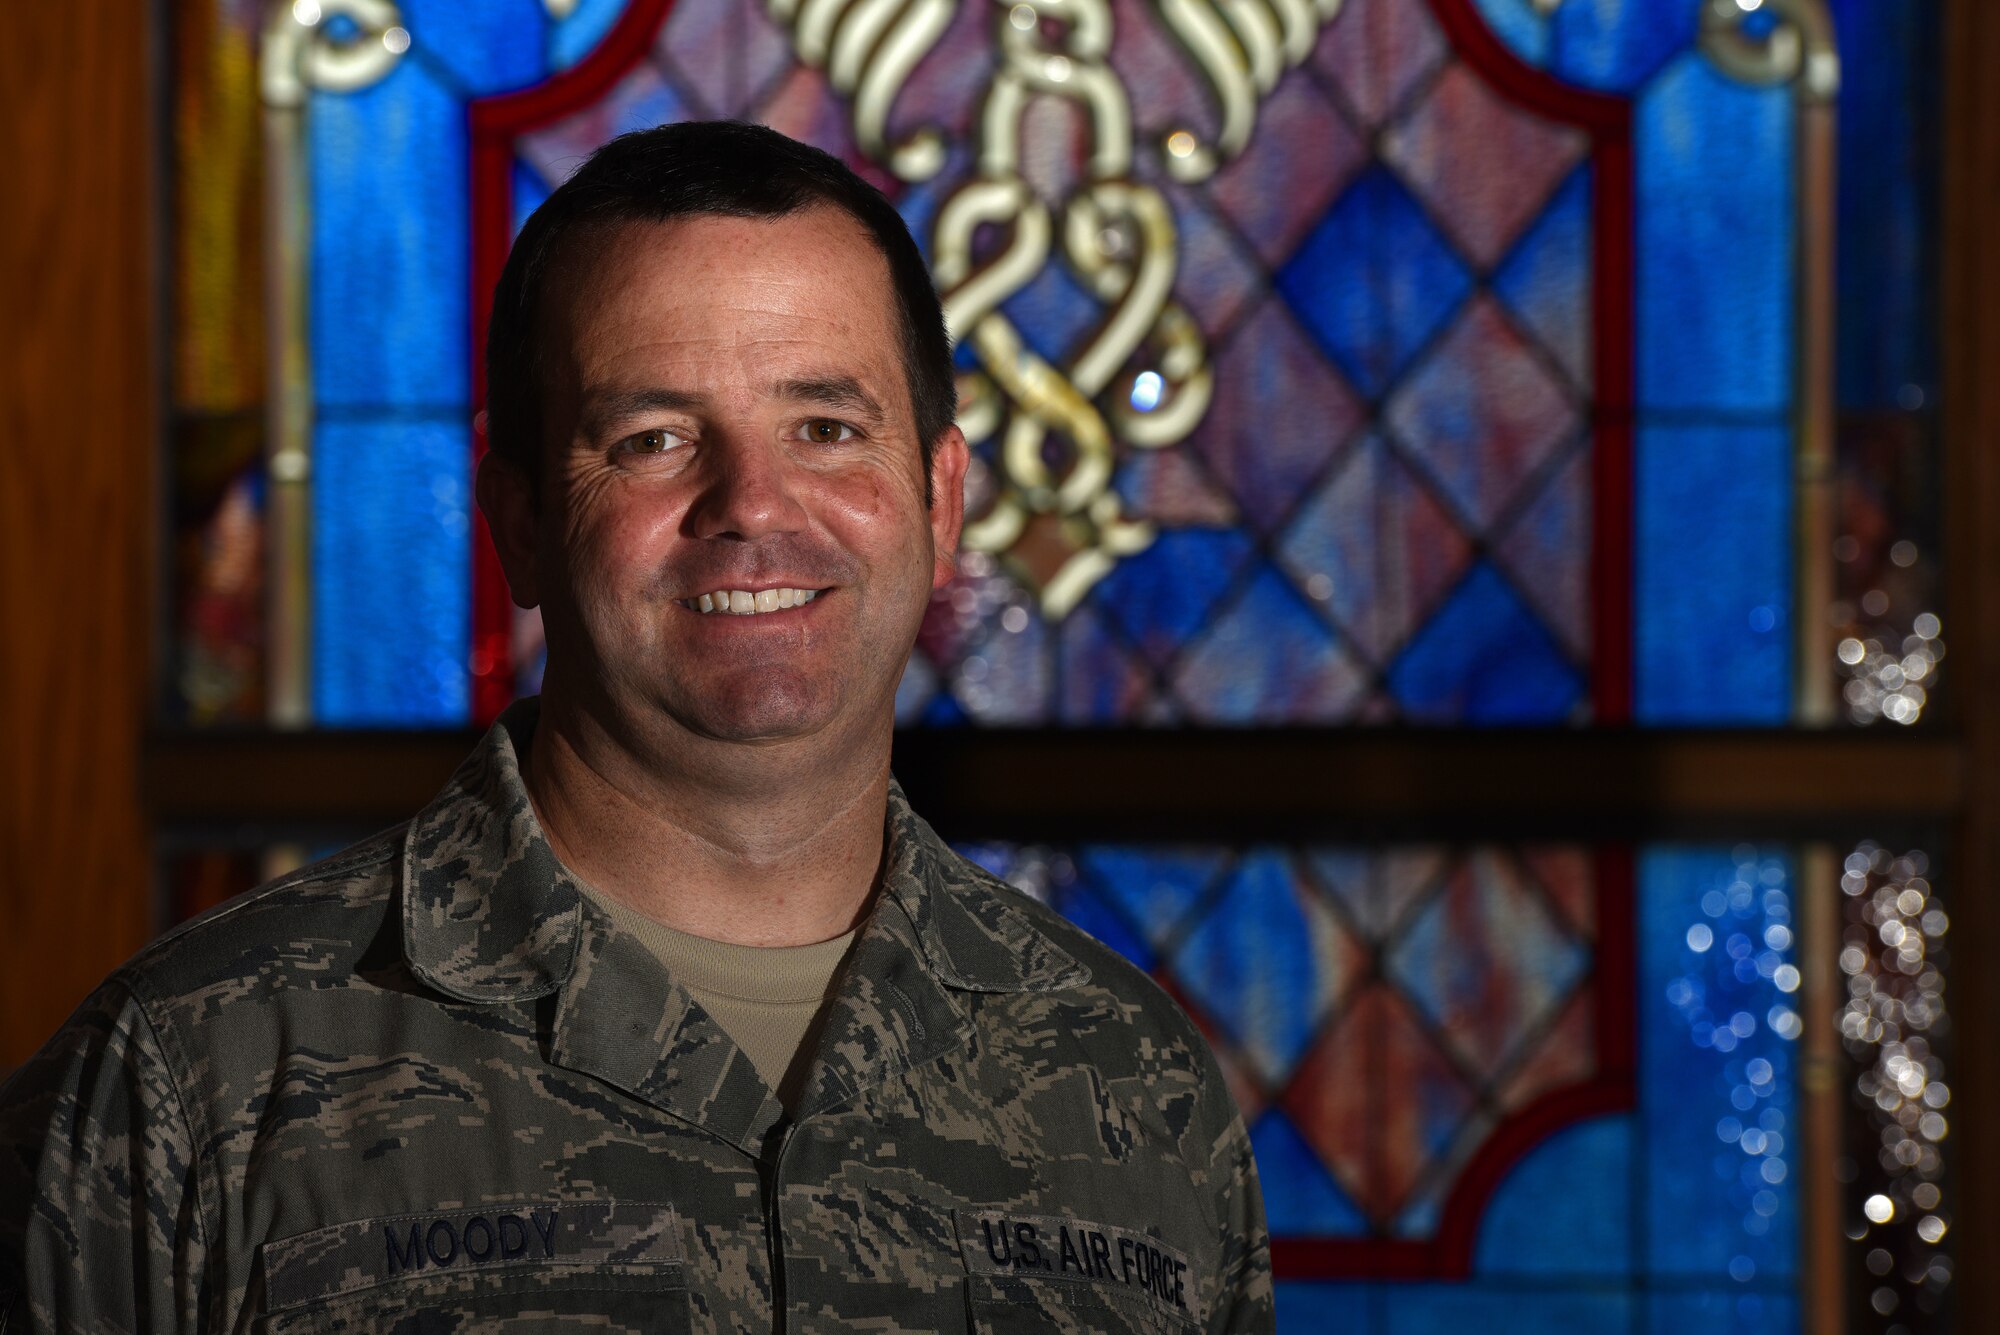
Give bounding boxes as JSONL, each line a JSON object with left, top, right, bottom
{"left": 686, "top": 588, "right": 820, "bottom": 615}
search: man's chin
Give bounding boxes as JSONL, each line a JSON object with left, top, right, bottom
{"left": 656, "top": 679, "right": 844, "bottom": 746}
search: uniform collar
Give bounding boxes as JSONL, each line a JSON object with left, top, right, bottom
{"left": 400, "top": 697, "right": 1088, "bottom": 1007}
{"left": 401, "top": 698, "right": 583, "bottom": 1003}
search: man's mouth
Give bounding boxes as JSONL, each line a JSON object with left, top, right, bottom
{"left": 676, "top": 587, "right": 823, "bottom": 616}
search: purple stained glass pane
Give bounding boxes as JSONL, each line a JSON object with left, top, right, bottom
{"left": 1382, "top": 60, "right": 1588, "bottom": 270}
{"left": 1174, "top": 564, "right": 1369, "bottom": 723}
{"left": 1205, "top": 70, "right": 1366, "bottom": 267}
{"left": 1387, "top": 295, "right": 1581, "bottom": 532}
{"left": 1385, "top": 851, "right": 1589, "bottom": 1080}
{"left": 1190, "top": 299, "right": 1366, "bottom": 535}
{"left": 653, "top": 0, "right": 792, "bottom": 121}
{"left": 1493, "top": 442, "right": 1592, "bottom": 659}
{"left": 1312, "top": 0, "right": 1450, "bottom": 128}
{"left": 1277, "top": 434, "right": 1474, "bottom": 667}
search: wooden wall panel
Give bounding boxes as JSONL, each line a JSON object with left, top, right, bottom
{"left": 0, "top": 7, "right": 156, "bottom": 1066}
{"left": 1944, "top": 0, "right": 2000, "bottom": 1323}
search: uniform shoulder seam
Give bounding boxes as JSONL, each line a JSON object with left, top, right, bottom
{"left": 105, "top": 973, "right": 217, "bottom": 1288}
{"left": 142, "top": 828, "right": 404, "bottom": 953}
{"left": 954, "top": 856, "right": 1207, "bottom": 1058}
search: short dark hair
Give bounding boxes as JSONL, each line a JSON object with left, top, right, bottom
{"left": 484, "top": 121, "right": 955, "bottom": 491}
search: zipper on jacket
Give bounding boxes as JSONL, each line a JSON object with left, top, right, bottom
{"left": 763, "top": 1122, "right": 800, "bottom": 1334}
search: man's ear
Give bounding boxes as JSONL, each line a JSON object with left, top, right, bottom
{"left": 927, "top": 425, "right": 969, "bottom": 590}
{"left": 475, "top": 449, "right": 543, "bottom": 610}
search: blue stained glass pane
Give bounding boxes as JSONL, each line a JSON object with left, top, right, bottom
{"left": 1171, "top": 851, "right": 1348, "bottom": 1082}
{"left": 1648, "top": 1290, "right": 1799, "bottom": 1334}
{"left": 1547, "top": 0, "right": 1695, "bottom": 93}
{"left": 999, "top": 259, "right": 1103, "bottom": 365}
{"left": 400, "top": 0, "right": 549, "bottom": 95}
{"left": 512, "top": 158, "right": 551, "bottom": 239}
{"left": 1086, "top": 528, "right": 1256, "bottom": 666}
{"left": 1277, "top": 1283, "right": 1376, "bottom": 1334}
{"left": 953, "top": 842, "right": 1016, "bottom": 882}
{"left": 312, "top": 419, "right": 470, "bottom": 724}
{"left": 1053, "top": 884, "right": 1154, "bottom": 971}
{"left": 1472, "top": 1115, "right": 1634, "bottom": 1276}
{"left": 1251, "top": 1111, "right": 1370, "bottom": 1235}
{"left": 921, "top": 690, "right": 969, "bottom": 727}
{"left": 1492, "top": 165, "right": 1592, "bottom": 388}
{"left": 894, "top": 145, "right": 969, "bottom": 269}
{"left": 1276, "top": 166, "right": 1473, "bottom": 398}
{"left": 1639, "top": 848, "right": 1800, "bottom": 1282}
{"left": 1830, "top": 0, "right": 1939, "bottom": 409}
{"left": 893, "top": 652, "right": 937, "bottom": 723}
{"left": 1467, "top": 0, "right": 1551, "bottom": 68}
{"left": 309, "top": 62, "right": 468, "bottom": 409}
{"left": 1074, "top": 846, "right": 1226, "bottom": 950}
{"left": 551, "top": 0, "right": 631, "bottom": 70}
{"left": 1636, "top": 54, "right": 1794, "bottom": 415}
{"left": 1381, "top": 1284, "right": 1631, "bottom": 1335}
{"left": 1386, "top": 563, "right": 1582, "bottom": 723}
{"left": 1634, "top": 425, "right": 1790, "bottom": 723}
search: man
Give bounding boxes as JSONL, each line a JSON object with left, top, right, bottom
{"left": 0, "top": 122, "right": 1272, "bottom": 1332}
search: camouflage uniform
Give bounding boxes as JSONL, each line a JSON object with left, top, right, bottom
{"left": 0, "top": 700, "right": 1273, "bottom": 1333}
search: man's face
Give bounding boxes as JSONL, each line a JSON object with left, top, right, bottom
{"left": 484, "top": 209, "right": 966, "bottom": 747}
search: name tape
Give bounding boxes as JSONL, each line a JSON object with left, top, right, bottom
{"left": 260, "top": 1201, "right": 681, "bottom": 1310}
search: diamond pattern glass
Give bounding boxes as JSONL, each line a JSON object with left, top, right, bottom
{"left": 458, "top": 0, "right": 1620, "bottom": 728}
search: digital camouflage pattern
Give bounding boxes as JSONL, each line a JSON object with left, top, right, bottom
{"left": 0, "top": 700, "right": 1273, "bottom": 1333}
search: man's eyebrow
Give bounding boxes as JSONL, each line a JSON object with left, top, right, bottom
{"left": 578, "top": 386, "right": 706, "bottom": 435}
{"left": 773, "top": 374, "right": 886, "bottom": 420}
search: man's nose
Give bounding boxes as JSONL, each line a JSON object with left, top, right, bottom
{"left": 683, "top": 436, "right": 811, "bottom": 541}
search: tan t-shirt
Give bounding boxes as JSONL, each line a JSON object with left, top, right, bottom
{"left": 584, "top": 887, "right": 857, "bottom": 1112}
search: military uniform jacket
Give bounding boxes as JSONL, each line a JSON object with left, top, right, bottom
{"left": 0, "top": 702, "right": 1274, "bottom": 1334}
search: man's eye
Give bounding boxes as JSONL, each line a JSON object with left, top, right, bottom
{"left": 620, "top": 428, "right": 683, "bottom": 455}
{"left": 799, "top": 419, "right": 856, "bottom": 445}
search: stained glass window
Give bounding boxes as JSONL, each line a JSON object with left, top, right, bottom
{"left": 954, "top": 839, "right": 1809, "bottom": 1329}
{"left": 167, "top": 0, "right": 1939, "bottom": 732}
{"left": 163, "top": 2, "right": 1954, "bottom": 1331}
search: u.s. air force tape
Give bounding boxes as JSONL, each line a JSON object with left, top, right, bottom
{"left": 258, "top": 1202, "right": 683, "bottom": 1310}
{"left": 955, "top": 1209, "right": 1196, "bottom": 1320}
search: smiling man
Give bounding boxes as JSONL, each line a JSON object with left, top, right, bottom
{"left": 0, "top": 123, "right": 1272, "bottom": 1333}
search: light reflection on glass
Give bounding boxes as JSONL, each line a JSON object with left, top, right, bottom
{"left": 1130, "top": 370, "right": 1164, "bottom": 412}
{"left": 1841, "top": 843, "right": 1953, "bottom": 1324}
{"left": 1837, "top": 615, "right": 1942, "bottom": 725}
{"left": 1668, "top": 847, "right": 1797, "bottom": 1290}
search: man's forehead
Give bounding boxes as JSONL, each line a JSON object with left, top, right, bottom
{"left": 556, "top": 207, "right": 891, "bottom": 299}
{"left": 548, "top": 210, "right": 903, "bottom": 366}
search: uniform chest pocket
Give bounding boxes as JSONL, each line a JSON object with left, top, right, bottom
{"left": 967, "top": 1273, "right": 1198, "bottom": 1335}
{"left": 256, "top": 1202, "right": 690, "bottom": 1335}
